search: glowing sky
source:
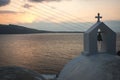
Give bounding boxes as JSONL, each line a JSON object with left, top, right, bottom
{"left": 0, "top": 0, "right": 120, "bottom": 31}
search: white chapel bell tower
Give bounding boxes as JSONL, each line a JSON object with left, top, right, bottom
{"left": 83, "top": 13, "right": 116, "bottom": 55}
{"left": 57, "top": 13, "right": 120, "bottom": 80}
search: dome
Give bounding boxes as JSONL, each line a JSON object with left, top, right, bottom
{"left": 57, "top": 54, "right": 120, "bottom": 80}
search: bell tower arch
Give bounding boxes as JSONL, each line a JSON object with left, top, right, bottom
{"left": 83, "top": 13, "right": 116, "bottom": 56}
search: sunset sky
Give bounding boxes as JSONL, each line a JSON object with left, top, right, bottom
{"left": 0, "top": 0, "right": 120, "bottom": 31}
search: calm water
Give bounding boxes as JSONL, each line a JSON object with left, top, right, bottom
{"left": 0, "top": 33, "right": 120, "bottom": 74}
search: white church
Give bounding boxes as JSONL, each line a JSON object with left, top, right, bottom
{"left": 57, "top": 13, "right": 120, "bottom": 80}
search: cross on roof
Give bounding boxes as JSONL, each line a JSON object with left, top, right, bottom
{"left": 95, "top": 13, "right": 102, "bottom": 22}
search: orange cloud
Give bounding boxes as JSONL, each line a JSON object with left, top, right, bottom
{"left": 0, "top": 12, "right": 37, "bottom": 24}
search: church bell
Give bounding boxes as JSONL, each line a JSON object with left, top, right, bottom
{"left": 97, "top": 32, "right": 103, "bottom": 41}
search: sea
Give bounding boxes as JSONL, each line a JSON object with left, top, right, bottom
{"left": 0, "top": 33, "right": 120, "bottom": 74}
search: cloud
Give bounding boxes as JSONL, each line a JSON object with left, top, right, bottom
{"left": 0, "top": 10, "right": 17, "bottom": 14}
{"left": 0, "top": 10, "right": 25, "bottom": 14}
{"left": 29, "top": 0, "right": 61, "bottom": 3}
{"left": 0, "top": 0, "right": 10, "bottom": 7}
{"left": 0, "top": 12, "right": 38, "bottom": 24}
{"left": 23, "top": 4, "right": 33, "bottom": 9}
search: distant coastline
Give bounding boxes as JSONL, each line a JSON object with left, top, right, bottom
{"left": 0, "top": 24, "right": 50, "bottom": 34}
{"left": 0, "top": 24, "right": 84, "bottom": 34}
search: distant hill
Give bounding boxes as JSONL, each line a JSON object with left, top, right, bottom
{"left": 0, "top": 24, "right": 50, "bottom": 34}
